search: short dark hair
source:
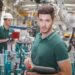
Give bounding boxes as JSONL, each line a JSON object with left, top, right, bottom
{"left": 4, "top": 19, "right": 7, "bottom": 20}
{"left": 37, "top": 5, "right": 55, "bottom": 20}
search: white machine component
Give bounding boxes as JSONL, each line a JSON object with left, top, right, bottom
{"left": 0, "top": 54, "right": 4, "bottom": 66}
{"left": 55, "top": 0, "right": 75, "bottom": 28}
{"left": 55, "top": 0, "right": 75, "bottom": 53}
{"left": 59, "top": 8, "right": 75, "bottom": 28}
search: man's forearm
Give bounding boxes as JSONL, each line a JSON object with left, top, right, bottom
{"left": 36, "top": 72, "right": 60, "bottom": 75}
{"left": 0, "top": 39, "right": 8, "bottom": 43}
{"left": 39, "top": 72, "right": 67, "bottom": 75}
{"left": 52, "top": 72, "right": 70, "bottom": 75}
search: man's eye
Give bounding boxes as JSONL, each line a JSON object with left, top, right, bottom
{"left": 46, "top": 20, "right": 50, "bottom": 22}
{"left": 39, "top": 19, "right": 42, "bottom": 21}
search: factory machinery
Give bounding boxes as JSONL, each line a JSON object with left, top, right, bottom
{"left": 0, "top": 39, "right": 32, "bottom": 75}
{"left": 0, "top": 0, "right": 75, "bottom": 75}
{"left": 0, "top": 26, "right": 33, "bottom": 75}
{"left": 0, "top": 42, "right": 31, "bottom": 75}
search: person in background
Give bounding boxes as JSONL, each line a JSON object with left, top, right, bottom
{"left": 24, "top": 5, "right": 72, "bottom": 75}
{"left": 0, "top": 13, "right": 14, "bottom": 53}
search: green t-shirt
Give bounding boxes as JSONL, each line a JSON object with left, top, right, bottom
{"left": 31, "top": 32, "right": 68, "bottom": 71}
{"left": 0, "top": 26, "right": 14, "bottom": 51}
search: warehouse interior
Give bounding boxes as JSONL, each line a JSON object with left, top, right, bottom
{"left": 0, "top": 0, "right": 75, "bottom": 75}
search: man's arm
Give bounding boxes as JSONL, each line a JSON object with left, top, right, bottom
{"left": 25, "top": 59, "right": 72, "bottom": 75}
{"left": 54, "top": 59, "right": 72, "bottom": 75}
{"left": 0, "top": 38, "right": 8, "bottom": 43}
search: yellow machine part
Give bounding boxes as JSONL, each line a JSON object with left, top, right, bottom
{"left": 64, "top": 33, "right": 75, "bottom": 38}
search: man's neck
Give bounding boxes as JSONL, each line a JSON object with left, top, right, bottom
{"left": 4, "top": 25, "right": 9, "bottom": 30}
{"left": 41, "top": 29, "right": 54, "bottom": 39}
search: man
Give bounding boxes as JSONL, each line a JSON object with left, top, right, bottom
{"left": 24, "top": 5, "right": 72, "bottom": 75}
{"left": 0, "top": 13, "right": 14, "bottom": 53}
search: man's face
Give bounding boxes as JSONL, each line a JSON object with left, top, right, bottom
{"left": 38, "top": 14, "right": 53, "bottom": 34}
{"left": 4, "top": 19, "right": 12, "bottom": 27}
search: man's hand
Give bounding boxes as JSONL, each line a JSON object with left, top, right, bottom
{"left": 25, "top": 71, "right": 40, "bottom": 75}
{"left": 24, "top": 71, "right": 50, "bottom": 75}
{"left": 24, "top": 57, "right": 34, "bottom": 69}
{"left": 6, "top": 38, "right": 9, "bottom": 42}
{"left": 0, "top": 38, "right": 9, "bottom": 43}
{"left": 24, "top": 71, "right": 58, "bottom": 75}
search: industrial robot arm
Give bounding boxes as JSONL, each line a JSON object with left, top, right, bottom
{"left": 55, "top": 0, "right": 75, "bottom": 52}
{"left": 55, "top": 0, "right": 75, "bottom": 28}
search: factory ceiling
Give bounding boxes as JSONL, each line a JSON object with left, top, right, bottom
{"left": 2, "top": 0, "right": 75, "bottom": 16}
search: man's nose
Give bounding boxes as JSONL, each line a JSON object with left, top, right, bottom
{"left": 42, "top": 21, "right": 46, "bottom": 26}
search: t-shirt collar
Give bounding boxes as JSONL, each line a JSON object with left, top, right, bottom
{"left": 40, "top": 29, "right": 54, "bottom": 39}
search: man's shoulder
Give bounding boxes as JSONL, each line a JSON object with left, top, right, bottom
{"left": 0, "top": 26, "right": 3, "bottom": 28}
{"left": 47, "top": 32, "right": 63, "bottom": 48}
{"left": 0, "top": 26, "right": 4, "bottom": 31}
{"left": 48, "top": 32, "right": 61, "bottom": 41}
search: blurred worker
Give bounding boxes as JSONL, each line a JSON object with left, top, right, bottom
{"left": 0, "top": 13, "right": 14, "bottom": 53}
{"left": 24, "top": 5, "right": 72, "bottom": 75}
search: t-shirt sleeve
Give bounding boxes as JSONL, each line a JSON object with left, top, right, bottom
{"left": 0, "top": 27, "right": 3, "bottom": 38}
{"left": 54, "top": 42, "right": 69, "bottom": 62}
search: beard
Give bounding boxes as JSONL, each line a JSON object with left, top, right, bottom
{"left": 40, "top": 25, "right": 52, "bottom": 34}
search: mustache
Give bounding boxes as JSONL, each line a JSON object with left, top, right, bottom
{"left": 40, "top": 27, "right": 47, "bottom": 29}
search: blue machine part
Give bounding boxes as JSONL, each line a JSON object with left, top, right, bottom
{"left": 0, "top": 66, "right": 2, "bottom": 75}
{"left": 72, "top": 63, "right": 75, "bottom": 75}
{"left": 15, "top": 43, "right": 29, "bottom": 53}
{"left": 4, "top": 51, "right": 11, "bottom": 75}
{"left": 14, "top": 68, "right": 22, "bottom": 75}
{"left": 15, "top": 42, "right": 30, "bottom": 74}
{"left": 10, "top": 26, "right": 31, "bottom": 30}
